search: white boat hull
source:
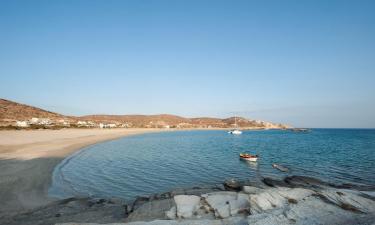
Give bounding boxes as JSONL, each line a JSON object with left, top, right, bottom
{"left": 228, "top": 130, "right": 242, "bottom": 135}
{"left": 241, "top": 157, "right": 257, "bottom": 162}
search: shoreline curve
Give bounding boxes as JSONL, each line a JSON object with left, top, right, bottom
{"left": 0, "top": 128, "right": 168, "bottom": 217}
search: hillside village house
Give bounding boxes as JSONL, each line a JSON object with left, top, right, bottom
{"left": 29, "top": 118, "right": 52, "bottom": 125}
{"left": 99, "top": 123, "right": 117, "bottom": 128}
{"left": 57, "top": 119, "right": 70, "bottom": 127}
{"left": 87, "top": 121, "right": 95, "bottom": 127}
{"left": 120, "top": 123, "right": 131, "bottom": 128}
{"left": 77, "top": 121, "right": 87, "bottom": 126}
{"left": 16, "top": 121, "right": 29, "bottom": 127}
{"left": 37, "top": 118, "right": 52, "bottom": 125}
{"left": 108, "top": 123, "right": 117, "bottom": 128}
{"left": 30, "top": 117, "right": 39, "bottom": 124}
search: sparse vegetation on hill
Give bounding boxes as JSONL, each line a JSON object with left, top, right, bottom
{"left": 0, "top": 98, "right": 290, "bottom": 129}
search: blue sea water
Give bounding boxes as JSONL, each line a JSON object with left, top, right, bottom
{"left": 49, "top": 129, "right": 375, "bottom": 200}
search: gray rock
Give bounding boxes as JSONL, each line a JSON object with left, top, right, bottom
{"left": 224, "top": 179, "right": 242, "bottom": 191}
{"left": 202, "top": 191, "right": 249, "bottom": 218}
{"left": 174, "top": 195, "right": 201, "bottom": 218}
{"left": 247, "top": 213, "right": 291, "bottom": 225}
{"left": 249, "top": 187, "right": 314, "bottom": 214}
{"left": 165, "top": 206, "right": 176, "bottom": 219}
{"left": 318, "top": 188, "right": 375, "bottom": 213}
{"left": 125, "top": 198, "right": 175, "bottom": 222}
{"left": 242, "top": 186, "right": 262, "bottom": 195}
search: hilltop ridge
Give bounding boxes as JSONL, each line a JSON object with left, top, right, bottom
{"left": 0, "top": 98, "right": 290, "bottom": 129}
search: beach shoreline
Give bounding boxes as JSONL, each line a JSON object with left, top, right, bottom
{"left": 0, "top": 128, "right": 169, "bottom": 217}
{"left": 1, "top": 128, "right": 374, "bottom": 225}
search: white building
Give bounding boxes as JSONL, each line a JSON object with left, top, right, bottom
{"left": 39, "top": 118, "right": 52, "bottom": 125}
{"left": 108, "top": 124, "right": 117, "bottom": 128}
{"left": 30, "top": 118, "right": 39, "bottom": 124}
{"left": 99, "top": 123, "right": 117, "bottom": 128}
{"left": 16, "top": 121, "right": 29, "bottom": 127}
{"left": 77, "top": 121, "right": 88, "bottom": 126}
{"left": 87, "top": 121, "right": 96, "bottom": 127}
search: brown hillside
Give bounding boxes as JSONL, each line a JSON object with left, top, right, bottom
{"left": 79, "top": 114, "right": 190, "bottom": 127}
{"left": 0, "top": 99, "right": 68, "bottom": 121}
{"left": 0, "top": 98, "right": 290, "bottom": 129}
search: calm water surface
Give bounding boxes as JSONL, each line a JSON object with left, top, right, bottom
{"left": 49, "top": 129, "right": 375, "bottom": 200}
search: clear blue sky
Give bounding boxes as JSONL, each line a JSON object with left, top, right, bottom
{"left": 1, "top": 0, "right": 374, "bottom": 128}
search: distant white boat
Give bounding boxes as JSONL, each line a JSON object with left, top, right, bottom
{"left": 228, "top": 116, "right": 242, "bottom": 135}
{"left": 228, "top": 129, "right": 242, "bottom": 135}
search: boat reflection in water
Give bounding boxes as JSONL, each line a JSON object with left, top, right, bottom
{"left": 240, "top": 160, "right": 263, "bottom": 181}
{"left": 244, "top": 161, "right": 258, "bottom": 170}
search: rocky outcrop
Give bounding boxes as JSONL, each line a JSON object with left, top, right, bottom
{"left": 174, "top": 195, "right": 201, "bottom": 218}
{"left": 3, "top": 177, "right": 374, "bottom": 225}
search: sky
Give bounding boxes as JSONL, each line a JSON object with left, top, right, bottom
{"left": 0, "top": 0, "right": 374, "bottom": 128}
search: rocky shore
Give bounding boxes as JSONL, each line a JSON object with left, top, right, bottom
{"left": 1, "top": 176, "right": 374, "bottom": 225}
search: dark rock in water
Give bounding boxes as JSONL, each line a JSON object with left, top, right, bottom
{"left": 224, "top": 179, "right": 242, "bottom": 191}
{"left": 262, "top": 177, "right": 291, "bottom": 187}
{"left": 284, "top": 175, "right": 330, "bottom": 189}
{"left": 272, "top": 163, "right": 289, "bottom": 172}
{"left": 284, "top": 175, "right": 375, "bottom": 191}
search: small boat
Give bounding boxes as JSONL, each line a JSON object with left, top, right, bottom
{"left": 228, "top": 116, "right": 242, "bottom": 135}
{"left": 228, "top": 129, "right": 242, "bottom": 135}
{"left": 239, "top": 153, "right": 258, "bottom": 162}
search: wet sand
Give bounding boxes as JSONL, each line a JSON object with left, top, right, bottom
{"left": 0, "top": 128, "right": 164, "bottom": 217}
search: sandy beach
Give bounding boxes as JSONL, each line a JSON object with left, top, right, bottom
{"left": 0, "top": 128, "right": 163, "bottom": 217}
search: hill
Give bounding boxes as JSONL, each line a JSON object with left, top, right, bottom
{"left": 0, "top": 99, "right": 69, "bottom": 121}
{"left": 0, "top": 98, "right": 290, "bottom": 129}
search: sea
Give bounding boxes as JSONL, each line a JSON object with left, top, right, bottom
{"left": 49, "top": 129, "right": 375, "bottom": 200}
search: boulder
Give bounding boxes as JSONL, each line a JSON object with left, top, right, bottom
{"left": 318, "top": 188, "right": 375, "bottom": 213}
{"left": 174, "top": 195, "right": 201, "bottom": 218}
{"left": 165, "top": 206, "right": 176, "bottom": 219}
{"left": 229, "top": 193, "right": 250, "bottom": 215}
{"left": 224, "top": 179, "right": 242, "bottom": 191}
{"left": 285, "top": 195, "right": 375, "bottom": 225}
{"left": 249, "top": 187, "right": 314, "bottom": 214}
{"left": 249, "top": 189, "right": 286, "bottom": 214}
{"left": 242, "top": 186, "right": 262, "bottom": 195}
{"left": 125, "top": 198, "right": 175, "bottom": 222}
{"left": 277, "top": 187, "right": 314, "bottom": 201}
{"left": 247, "top": 213, "right": 291, "bottom": 225}
{"left": 202, "top": 192, "right": 249, "bottom": 218}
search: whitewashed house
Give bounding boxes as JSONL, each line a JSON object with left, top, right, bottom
{"left": 30, "top": 118, "right": 39, "bottom": 124}
{"left": 16, "top": 121, "right": 29, "bottom": 127}
{"left": 77, "top": 121, "right": 88, "bottom": 126}
{"left": 108, "top": 123, "right": 117, "bottom": 128}
{"left": 87, "top": 121, "right": 95, "bottom": 127}
{"left": 39, "top": 118, "right": 52, "bottom": 125}
{"left": 99, "top": 123, "right": 116, "bottom": 128}
{"left": 57, "top": 119, "right": 70, "bottom": 127}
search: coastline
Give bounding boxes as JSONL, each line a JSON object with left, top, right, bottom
{"left": 0, "top": 128, "right": 168, "bottom": 216}
{"left": 0, "top": 128, "right": 374, "bottom": 225}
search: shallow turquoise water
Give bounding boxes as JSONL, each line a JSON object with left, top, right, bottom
{"left": 49, "top": 129, "right": 375, "bottom": 200}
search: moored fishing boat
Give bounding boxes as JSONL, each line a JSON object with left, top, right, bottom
{"left": 239, "top": 153, "right": 258, "bottom": 162}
